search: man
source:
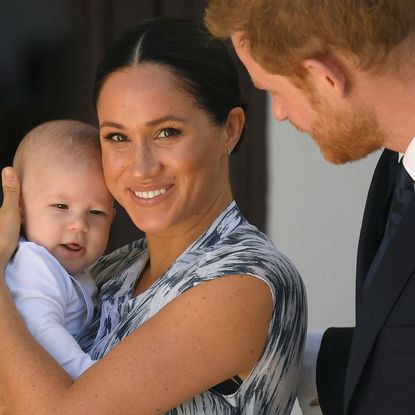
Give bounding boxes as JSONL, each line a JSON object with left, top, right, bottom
{"left": 205, "top": 1, "right": 415, "bottom": 414}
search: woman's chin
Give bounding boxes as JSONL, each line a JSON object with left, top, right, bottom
{"left": 130, "top": 216, "right": 172, "bottom": 236}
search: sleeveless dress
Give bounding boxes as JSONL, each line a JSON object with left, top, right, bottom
{"left": 80, "top": 201, "right": 307, "bottom": 414}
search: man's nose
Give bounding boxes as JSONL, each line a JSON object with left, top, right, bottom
{"left": 272, "top": 99, "right": 288, "bottom": 121}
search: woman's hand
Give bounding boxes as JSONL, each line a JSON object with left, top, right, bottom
{"left": 0, "top": 392, "right": 10, "bottom": 415}
{"left": 0, "top": 168, "right": 21, "bottom": 268}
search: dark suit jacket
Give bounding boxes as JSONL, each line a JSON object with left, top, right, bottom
{"left": 316, "top": 149, "right": 415, "bottom": 414}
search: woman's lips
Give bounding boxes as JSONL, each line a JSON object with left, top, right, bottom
{"left": 131, "top": 185, "right": 172, "bottom": 204}
{"left": 134, "top": 188, "right": 167, "bottom": 199}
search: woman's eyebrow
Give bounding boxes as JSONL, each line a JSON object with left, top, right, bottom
{"left": 100, "top": 116, "right": 188, "bottom": 130}
{"left": 146, "top": 115, "right": 188, "bottom": 126}
{"left": 99, "top": 121, "right": 124, "bottom": 129}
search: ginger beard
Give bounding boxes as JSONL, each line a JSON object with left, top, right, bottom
{"left": 306, "top": 91, "right": 386, "bottom": 164}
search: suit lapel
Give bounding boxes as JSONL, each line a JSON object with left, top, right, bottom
{"left": 344, "top": 196, "right": 415, "bottom": 413}
{"left": 355, "top": 150, "right": 397, "bottom": 304}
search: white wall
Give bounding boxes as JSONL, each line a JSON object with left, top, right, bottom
{"left": 264, "top": 98, "right": 380, "bottom": 415}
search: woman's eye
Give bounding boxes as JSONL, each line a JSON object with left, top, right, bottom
{"left": 157, "top": 128, "right": 181, "bottom": 139}
{"left": 104, "top": 133, "right": 127, "bottom": 142}
{"left": 54, "top": 204, "right": 68, "bottom": 210}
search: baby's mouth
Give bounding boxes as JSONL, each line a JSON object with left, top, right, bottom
{"left": 62, "top": 243, "right": 83, "bottom": 252}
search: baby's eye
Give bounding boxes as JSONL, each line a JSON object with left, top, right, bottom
{"left": 90, "top": 209, "right": 105, "bottom": 216}
{"left": 157, "top": 128, "right": 181, "bottom": 139}
{"left": 54, "top": 204, "right": 68, "bottom": 210}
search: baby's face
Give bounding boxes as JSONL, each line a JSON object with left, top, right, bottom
{"left": 21, "top": 158, "right": 114, "bottom": 274}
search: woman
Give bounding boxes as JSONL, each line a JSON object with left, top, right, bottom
{"left": 0, "top": 18, "right": 306, "bottom": 415}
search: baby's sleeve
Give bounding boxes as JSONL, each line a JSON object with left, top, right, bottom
{"left": 5, "top": 242, "right": 96, "bottom": 379}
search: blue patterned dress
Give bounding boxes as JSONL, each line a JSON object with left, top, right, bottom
{"left": 80, "top": 202, "right": 307, "bottom": 414}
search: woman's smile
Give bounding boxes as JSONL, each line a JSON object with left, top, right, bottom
{"left": 134, "top": 188, "right": 167, "bottom": 199}
{"left": 130, "top": 184, "right": 173, "bottom": 206}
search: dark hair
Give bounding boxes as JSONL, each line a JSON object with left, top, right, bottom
{"left": 93, "top": 17, "right": 246, "bottom": 150}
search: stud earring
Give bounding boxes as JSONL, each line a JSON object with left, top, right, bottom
{"left": 227, "top": 147, "right": 232, "bottom": 156}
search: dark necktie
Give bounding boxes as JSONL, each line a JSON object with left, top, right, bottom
{"left": 363, "top": 159, "right": 415, "bottom": 294}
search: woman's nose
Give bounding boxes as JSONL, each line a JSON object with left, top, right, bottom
{"left": 132, "top": 143, "right": 162, "bottom": 177}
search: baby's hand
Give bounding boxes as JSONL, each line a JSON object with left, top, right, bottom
{"left": 0, "top": 168, "right": 21, "bottom": 268}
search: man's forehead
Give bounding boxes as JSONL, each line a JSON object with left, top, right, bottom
{"left": 230, "top": 38, "right": 270, "bottom": 88}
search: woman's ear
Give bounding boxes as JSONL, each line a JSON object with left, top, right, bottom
{"left": 224, "top": 107, "right": 245, "bottom": 154}
{"left": 303, "top": 58, "right": 347, "bottom": 99}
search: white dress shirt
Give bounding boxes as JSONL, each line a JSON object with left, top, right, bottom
{"left": 401, "top": 136, "right": 415, "bottom": 182}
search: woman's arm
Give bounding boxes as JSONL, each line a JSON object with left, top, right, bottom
{"left": 0, "top": 169, "right": 273, "bottom": 415}
{"left": 0, "top": 275, "right": 272, "bottom": 414}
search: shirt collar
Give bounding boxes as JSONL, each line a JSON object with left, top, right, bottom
{"left": 401, "top": 136, "right": 415, "bottom": 181}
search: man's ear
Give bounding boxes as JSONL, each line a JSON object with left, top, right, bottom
{"left": 303, "top": 58, "right": 347, "bottom": 99}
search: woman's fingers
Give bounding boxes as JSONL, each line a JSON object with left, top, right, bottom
{"left": 0, "top": 167, "right": 21, "bottom": 266}
{"left": 0, "top": 392, "right": 10, "bottom": 415}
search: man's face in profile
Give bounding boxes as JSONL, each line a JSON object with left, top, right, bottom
{"left": 231, "top": 32, "right": 385, "bottom": 164}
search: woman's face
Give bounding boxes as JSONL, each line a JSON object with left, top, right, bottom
{"left": 97, "top": 64, "right": 236, "bottom": 237}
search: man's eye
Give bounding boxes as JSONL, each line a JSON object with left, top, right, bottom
{"left": 157, "top": 128, "right": 181, "bottom": 139}
{"left": 54, "top": 204, "right": 68, "bottom": 209}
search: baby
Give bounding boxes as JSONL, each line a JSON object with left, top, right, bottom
{"left": 5, "top": 120, "right": 114, "bottom": 379}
